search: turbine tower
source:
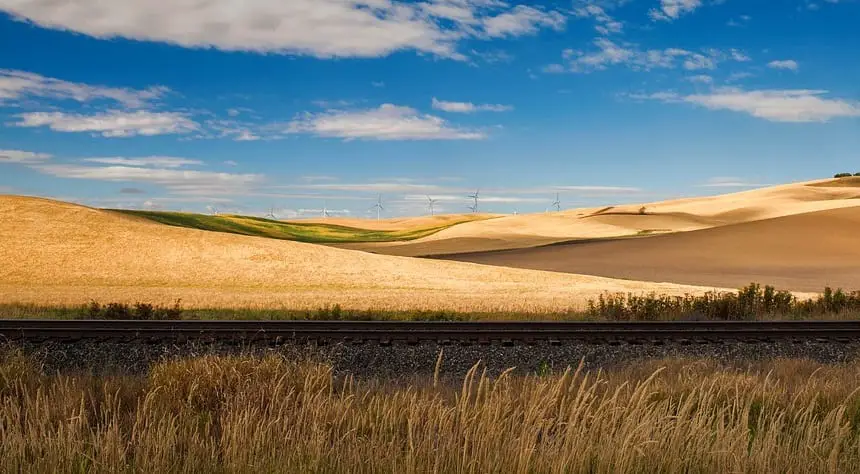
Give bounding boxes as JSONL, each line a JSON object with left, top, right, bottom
{"left": 265, "top": 206, "right": 276, "bottom": 219}
{"left": 467, "top": 189, "right": 480, "bottom": 213}
{"left": 427, "top": 195, "right": 438, "bottom": 216}
{"left": 322, "top": 200, "right": 331, "bottom": 218}
{"left": 552, "top": 193, "right": 561, "bottom": 212}
{"left": 371, "top": 194, "right": 384, "bottom": 220}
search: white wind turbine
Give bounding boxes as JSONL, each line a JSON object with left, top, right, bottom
{"left": 466, "top": 189, "right": 480, "bottom": 213}
{"left": 427, "top": 195, "right": 438, "bottom": 216}
{"left": 370, "top": 194, "right": 385, "bottom": 220}
{"left": 265, "top": 206, "right": 277, "bottom": 219}
{"left": 552, "top": 192, "right": 561, "bottom": 212}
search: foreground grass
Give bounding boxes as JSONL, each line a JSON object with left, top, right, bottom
{"left": 3, "top": 352, "right": 860, "bottom": 473}
{"left": 112, "top": 210, "right": 487, "bottom": 244}
{"left": 3, "top": 283, "right": 859, "bottom": 321}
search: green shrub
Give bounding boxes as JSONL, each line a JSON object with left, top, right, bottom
{"left": 85, "top": 300, "right": 182, "bottom": 320}
{"left": 587, "top": 283, "right": 860, "bottom": 321}
{"left": 834, "top": 172, "right": 853, "bottom": 178}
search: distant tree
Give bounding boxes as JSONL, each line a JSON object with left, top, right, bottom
{"left": 834, "top": 173, "right": 853, "bottom": 178}
{"left": 638, "top": 206, "right": 647, "bottom": 215}
{"left": 855, "top": 172, "right": 860, "bottom": 176}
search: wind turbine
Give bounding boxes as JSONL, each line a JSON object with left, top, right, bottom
{"left": 370, "top": 194, "right": 384, "bottom": 220}
{"left": 552, "top": 193, "right": 561, "bottom": 212}
{"left": 427, "top": 195, "right": 438, "bottom": 216}
{"left": 467, "top": 189, "right": 480, "bottom": 213}
{"left": 265, "top": 206, "right": 276, "bottom": 219}
{"left": 207, "top": 205, "right": 219, "bottom": 216}
{"left": 322, "top": 200, "right": 331, "bottom": 218}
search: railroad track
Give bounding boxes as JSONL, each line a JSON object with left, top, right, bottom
{"left": 2, "top": 320, "right": 860, "bottom": 345}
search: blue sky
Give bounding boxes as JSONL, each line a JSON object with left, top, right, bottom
{"left": 1, "top": 0, "right": 858, "bottom": 218}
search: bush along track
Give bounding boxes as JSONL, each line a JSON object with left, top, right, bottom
{"left": 2, "top": 284, "right": 860, "bottom": 322}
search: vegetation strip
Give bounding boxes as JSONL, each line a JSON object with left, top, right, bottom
{"left": 112, "top": 209, "right": 486, "bottom": 243}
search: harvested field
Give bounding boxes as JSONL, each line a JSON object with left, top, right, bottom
{"left": 353, "top": 178, "right": 860, "bottom": 256}
{"left": 439, "top": 207, "right": 860, "bottom": 293}
{"left": 0, "top": 195, "right": 721, "bottom": 312}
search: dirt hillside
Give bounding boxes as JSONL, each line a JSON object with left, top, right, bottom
{"left": 438, "top": 206, "right": 860, "bottom": 293}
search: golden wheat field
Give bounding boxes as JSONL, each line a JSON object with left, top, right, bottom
{"left": 0, "top": 195, "right": 730, "bottom": 313}
{"left": 3, "top": 352, "right": 860, "bottom": 473}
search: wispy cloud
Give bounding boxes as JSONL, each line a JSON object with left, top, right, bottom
{"left": 697, "top": 177, "right": 770, "bottom": 188}
{"left": 431, "top": 97, "right": 513, "bottom": 113}
{"left": 649, "top": 0, "right": 703, "bottom": 22}
{"left": 573, "top": 4, "right": 623, "bottom": 35}
{"left": 0, "top": 149, "right": 52, "bottom": 163}
{"left": 286, "top": 104, "right": 486, "bottom": 141}
{"left": 1, "top": 0, "right": 564, "bottom": 60}
{"left": 12, "top": 110, "right": 199, "bottom": 137}
{"left": 767, "top": 60, "right": 799, "bottom": 71}
{"left": 632, "top": 88, "right": 860, "bottom": 123}
{"left": 82, "top": 157, "right": 203, "bottom": 168}
{"left": 557, "top": 39, "right": 747, "bottom": 73}
{"left": 686, "top": 74, "right": 714, "bottom": 84}
{"left": 0, "top": 69, "right": 167, "bottom": 108}
{"left": 481, "top": 5, "right": 566, "bottom": 38}
{"left": 32, "top": 164, "right": 262, "bottom": 195}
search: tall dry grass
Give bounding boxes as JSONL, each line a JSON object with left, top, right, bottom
{"left": 3, "top": 352, "right": 860, "bottom": 473}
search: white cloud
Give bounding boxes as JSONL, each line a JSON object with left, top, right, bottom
{"left": 32, "top": 164, "right": 262, "bottom": 195}
{"left": 0, "top": 69, "right": 167, "bottom": 108}
{"left": 0, "top": 0, "right": 564, "bottom": 60}
{"left": 573, "top": 4, "right": 623, "bottom": 35}
{"left": 431, "top": 97, "right": 512, "bottom": 113}
{"left": 287, "top": 104, "right": 485, "bottom": 140}
{"left": 560, "top": 41, "right": 750, "bottom": 73}
{"left": 551, "top": 185, "right": 641, "bottom": 193}
{"left": 294, "top": 182, "right": 448, "bottom": 193}
{"left": 81, "top": 157, "right": 203, "bottom": 168}
{"left": 697, "top": 177, "right": 769, "bottom": 188}
{"left": 686, "top": 74, "right": 714, "bottom": 84}
{"left": 12, "top": 110, "right": 199, "bottom": 137}
{"left": 403, "top": 194, "right": 545, "bottom": 203}
{"left": 637, "top": 88, "right": 860, "bottom": 123}
{"left": 649, "top": 0, "right": 703, "bottom": 21}
{"left": 482, "top": 5, "right": 565, "bottom": 38}
{"left": 729, "top": 49, "right": 751, "bottom": 62}
{"left": 0, "top": 149, "right": 52, "bottom": 163}
{"left": 224, "top": 160, "right": 239, "bottom": 166}
{"left": 683, "top": 53, "right": 717, "bottom": 71}
{"left": 768, "top": 60, "right": 799, "bottom": 71}
{"left": 204, "top": 119, "right": 262, "bottom": 141}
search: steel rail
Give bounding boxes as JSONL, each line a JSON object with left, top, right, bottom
{"left": 2, "top": 320, "right": 860, "bottom": 344}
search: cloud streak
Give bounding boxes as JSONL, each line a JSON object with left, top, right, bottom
{"left": 431, "top": 97, "right": 512, "bottom": 113}
{"left": 12, "top": 110, "right": 200, "bottom": 137}
{"left": 0, "top": 69, "right": 167, "bottom": 108}
{"left": 632, "top": 88, "right": 860, "bottom": 123}
{"left": 0, "top": 149, "right": 52, "bottom": 163}
{"left": 287, "top": 104, "right": 485, "bottom": 140}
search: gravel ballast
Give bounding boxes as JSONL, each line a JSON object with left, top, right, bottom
{"left": 5, "top": 339, "right": 860, "bottom": 378}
